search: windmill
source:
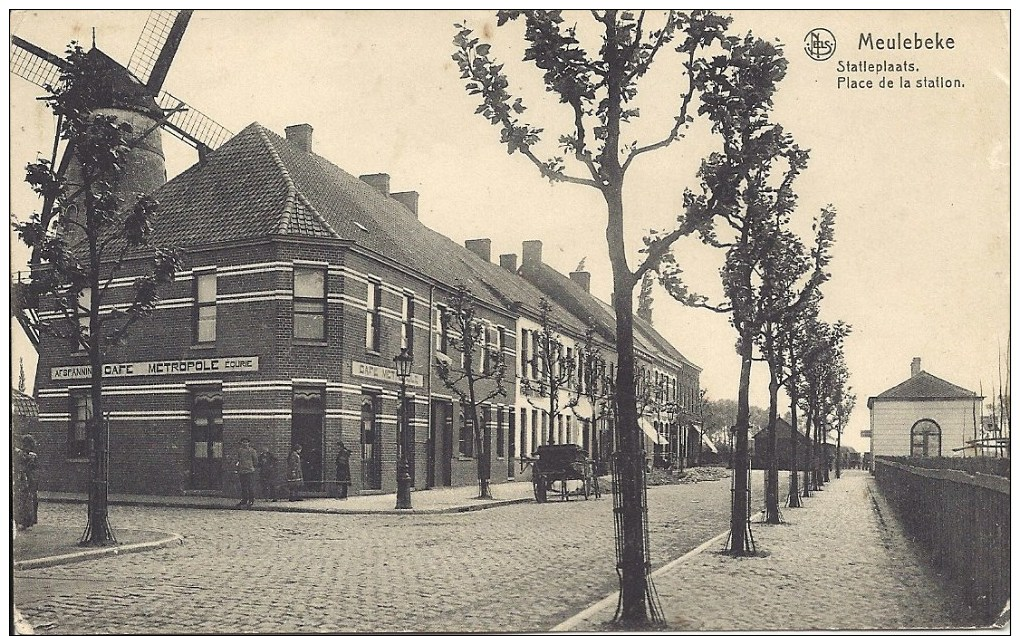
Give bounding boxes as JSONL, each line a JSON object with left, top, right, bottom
{"left": 10, "top": 9, "right": 233, "bottom": 348}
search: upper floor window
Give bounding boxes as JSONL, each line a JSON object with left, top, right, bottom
{"left": 76, "top": 287, "right": 91, "bottom": 350}
{"left": 194, "top": 271, "right": 217, "bottom": 343}
{"left": 482, "top": 325, "right": 492, "bottom": 374}
{"left": 366, "top": 280, "right": 382, "bottom": 351}
{"left": 496, "top": 327, "right": 506, "bottom": 372}
{"left": 401, "top": 293, "right": 415, "bottom": 352}
{"left": 520, "top": 328, "right": 530, "bottom": 378}
{"left": 69, "top": 392, "right": 92, "bottom": 458}
{"left": 531, "top": 331, "right": 541, "bottom": 378}
{"left": 294, "top": 267, "right": 326, "bottom": 340}
{"left": 436, "top": 305, "right": 449, "bottom": 354}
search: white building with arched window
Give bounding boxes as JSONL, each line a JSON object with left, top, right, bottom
{"left": 867, "top": 357, "right": 983, "bottom": 459}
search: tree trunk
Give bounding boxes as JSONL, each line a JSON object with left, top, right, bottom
{"left": 467, "top": 382, "right": 491, "bottom": 499}
{"left": 787, "top": 385, "right": 802, "bottom": 508}
{"left": 82, "top": 233, "right": 113, "bottom": 545}
{"left": 729, "top": 349, "right": 754, "bottom": 553}
{"left": 610, "top": 255, "right": 651, "bottom": 624}
{"left": 802, "top": 398, "right": 813, "bottom": 498}
{"left": 764, "top": 366, "right": 781, "bottom": 523}
{"left": 835, "top": 426, "right": 842, "bottom": 479}
{"left": 812, "top": 409, "right": 823, "bottom": 490}
{"left": 787, "top": 349, "right": 802, "bottom": 508}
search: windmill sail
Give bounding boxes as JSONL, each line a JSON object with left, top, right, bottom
{"left": 128, "top": 9, "right": 193, "bottom": 90}
{"left": 157, "top": 91, "right": 233, "bottom": 152}
{"left": 10, "top": 36, "right": 67, "bottom": 88}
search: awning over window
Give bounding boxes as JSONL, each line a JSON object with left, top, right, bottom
{"left": 691, "top": 424, "right": 719, "bottom": 454}
{"left": 638, "top": 418, "right": 669, "bottom": 445}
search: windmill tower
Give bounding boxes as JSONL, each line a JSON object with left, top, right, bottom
{"left": 10, "top": 10, "right": 233, "bottom": 347}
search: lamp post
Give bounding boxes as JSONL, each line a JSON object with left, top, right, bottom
{"left": 394, "top": 347, "right": 413, "bottom": 510}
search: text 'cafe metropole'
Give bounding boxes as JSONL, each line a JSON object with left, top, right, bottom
{"left": 50, "top": 356, "right": 260, "bottom": 380}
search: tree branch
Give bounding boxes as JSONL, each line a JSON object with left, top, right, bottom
{"left": 622, "top": 48, "right": 695, "bottom": 174}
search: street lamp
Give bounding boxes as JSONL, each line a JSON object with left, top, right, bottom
{"left": 394, "top": 347, "right": 413, "bottom": 510}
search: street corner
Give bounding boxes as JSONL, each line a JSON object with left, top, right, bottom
{"left": 14, "top": 526, "right": 184, "bottom": 571}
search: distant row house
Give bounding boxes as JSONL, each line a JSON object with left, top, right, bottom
{"left": 29, "top": 119, "right": 702, "bottom": 498}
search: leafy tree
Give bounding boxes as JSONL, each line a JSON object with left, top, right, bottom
{"left": 755, "top": 210, "right": 835, "bottom": 523}
{"left": 833, "top": 384, "right": 856, "bottom": 478}
{"left": 452, "top": 10, "right": 743, "bottom": 624}
{"left": 650, "top": 28, "right": 796, "bottom": 553}
{"left": 659, "top": 120, "right": 818, "bottom": 551}
{"left": 434, "top": 283, "right": 509, "bottom": 499}
{"left": 792, "top": 319, "right": 850, "bottom": 493}
{"left": 520, "top": 298, "right": 579, "bottom": 445}
{"left": 780, "top": 298, "right": 820, "bottom": 508}
{"left": 14, "top": 43, "right": 182, "bottom": 545}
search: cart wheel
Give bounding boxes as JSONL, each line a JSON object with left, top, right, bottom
{"left": 534, "top": 475, "right": 547, "bottom": 503}
{"left": 582, "top": 476, "right": 592, "bottom": 500}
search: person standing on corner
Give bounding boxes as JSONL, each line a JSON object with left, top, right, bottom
{"left": 235, "top": 437, "right": 259, "bottom": 509}
{"left": 258, "top": 445, "right": 278, "bottom": 502}
{"left": 14, "top": 434, "right": 39, "bottom": 530}
{"left": 287, "top": 444, "right": 305, "bottom": 501}
{"left": 335, "top": 441, "right": 352, "bottom": 499}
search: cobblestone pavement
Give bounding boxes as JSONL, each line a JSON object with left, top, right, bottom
{"left": 15, "top": 472, "right": 770, "bottom": 634}
{"left": 566, "top": 470, "right": 977, "bottom": 632}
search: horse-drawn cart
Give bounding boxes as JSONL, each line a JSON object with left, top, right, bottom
{"left": 524, "top": 444, "right": 601, "bottom": 503}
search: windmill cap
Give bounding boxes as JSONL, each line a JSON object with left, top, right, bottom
{"left": 77, "top": 48, "right": 162, "bottom": 118}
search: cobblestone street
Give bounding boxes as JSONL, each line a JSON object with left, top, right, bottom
{"left": 15, "top": 474, "right": 771, "bottom": 633}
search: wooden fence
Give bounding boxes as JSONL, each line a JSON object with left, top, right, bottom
{"left": 874, "top": 457, "right": 1010, "bottom": 625}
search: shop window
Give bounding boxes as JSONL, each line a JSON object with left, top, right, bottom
{"left": 68, "top": 392, "right": 91, "bottom": 458}
{"left": 194, "top": 271, "right": 217, "bottom": 343}
{"left": 294, "top": 267, "right": 326, "bottom": 340}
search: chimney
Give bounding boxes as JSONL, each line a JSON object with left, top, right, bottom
{"left": 569, "top": 270, "right": 591, "bottom": 293}
{"left": 359, "top": 173, "right": 390, "bottom": 195}
{"left": 285, "top": 124, "right": 313, "bottom": 153}
{"left": 464, "top": 239, "right": 492, "bottom": 262}
{"left": 911, "top": 357, "right": 922, "bottom": 377}
{"left": 391, "top": 191, "right": 419, "bottom": 217}
{"left": 522, "top": 240, "right": 543, "bottom": 264}
{"left": 499, "top": 253, "right": 518, "bottom": 273}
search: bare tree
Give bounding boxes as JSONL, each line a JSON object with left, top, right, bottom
{"left": 570, "top": 326, "right": 613, "bottom": 473}
{"left": 434, "top": 283, "right": 509, "bottom": 499}
{"left": 520, "top": 298, "right": 579, "bottom": 445}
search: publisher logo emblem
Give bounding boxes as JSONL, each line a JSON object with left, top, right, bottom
{"left": 804, "top": 28, "right": 836, "bottom": 61}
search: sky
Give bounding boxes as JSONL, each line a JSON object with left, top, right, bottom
{"left": 7, "top": 10, "right": 1011, "bottom": 447}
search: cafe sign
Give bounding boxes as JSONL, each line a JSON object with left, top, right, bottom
{"left": 352, "top": 360, "right": 424, "bottom": 387}
{"left": 51, "top": 356, "right": 259, "bottom": 380}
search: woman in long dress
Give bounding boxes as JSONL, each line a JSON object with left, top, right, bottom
{"left": 286, "top": 444, "right": 304, "bottom": 501}
{"left": 14, "top": 434, "right": 39, "bottom": 530}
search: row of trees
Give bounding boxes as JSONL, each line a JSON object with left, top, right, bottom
{"left": 453, "top": 9, "right": 855, "bottom": 626}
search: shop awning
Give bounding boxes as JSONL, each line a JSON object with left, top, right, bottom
{"left": 638, "top": 418, "right": 669, "bottom": 445}
{"left": 691, "top": 424, "right": 719, "bottom": 454}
